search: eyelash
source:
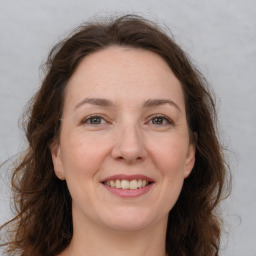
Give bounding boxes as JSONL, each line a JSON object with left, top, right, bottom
{"left": 80, "top": 114, "right": 173, "bottom": 127}
{"left": 147, "top": 114, "right": 173, "bottom": 126}
{"left": 81, "top": 115, "right": 108, "bottom": 125}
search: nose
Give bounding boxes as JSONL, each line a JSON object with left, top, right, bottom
{"left": 111, "top": 123, "right": 147, "bottom": 163}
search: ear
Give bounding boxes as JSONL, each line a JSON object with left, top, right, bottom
{"left": 184, "top": 142, "right": 196, "bottom": 178}
{"left": 49, "top": 139, "right": 65, "bottom": 180}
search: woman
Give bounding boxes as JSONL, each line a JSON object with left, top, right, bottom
{"left": 0, "top": 15, "right": 230, "bottom": 256}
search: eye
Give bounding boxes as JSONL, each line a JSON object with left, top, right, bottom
{"left": 148, "top": 115, "right": 172, "bottom": 126}
{"left": 81, "top": 115, "right": 107, "bottom": 125}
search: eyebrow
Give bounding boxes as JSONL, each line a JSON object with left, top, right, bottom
{"left": 143, "top": 99, "right": 181, "bottom": 112}
{"left": 74, "top": 97, "right": 181, "bottom": 112}
{"left": 74, "top": 97, "right": 114, "bottom": 110}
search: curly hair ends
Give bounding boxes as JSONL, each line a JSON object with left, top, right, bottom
{"left": 0, "top": 14, "right": 230, "bottom": 256}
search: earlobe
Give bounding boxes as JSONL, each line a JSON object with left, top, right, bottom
{"left": 49, "top": 139, "right": 65, "bottom": 180}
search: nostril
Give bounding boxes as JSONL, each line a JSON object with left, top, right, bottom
{"left": 115, "top": 156, "right": 143, "bottom": 162}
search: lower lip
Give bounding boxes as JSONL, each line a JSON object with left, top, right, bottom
{"left": 102, "top": 183, "right": 154, "bottom": 198}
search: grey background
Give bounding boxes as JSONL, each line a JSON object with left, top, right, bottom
{"left": 0, "top": 0, "right": 255, "bottom": 255}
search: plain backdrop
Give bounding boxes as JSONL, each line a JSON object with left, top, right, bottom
{"left": 0, "top": 0, "right": 255, "bottom": 255}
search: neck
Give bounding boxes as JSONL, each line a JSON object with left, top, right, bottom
{"left": 62, "top": 211, "right": 168, "bottom": 256}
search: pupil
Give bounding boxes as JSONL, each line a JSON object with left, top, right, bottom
{"left": 153, "top": 117, "right": 163, "bottom": 125}
{"left": 91, "top": 117, "right": 100, "bottom": 124}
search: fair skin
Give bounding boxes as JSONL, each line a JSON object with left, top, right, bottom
{"left": 51, "top": 46, "right": 195, "bottom": 256}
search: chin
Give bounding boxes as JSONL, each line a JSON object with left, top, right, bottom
{"left": 101, "top": 208, "right": 159, "bottom": 232}
{"left": 106, "top": 219, "right": 152, "bottom": 232}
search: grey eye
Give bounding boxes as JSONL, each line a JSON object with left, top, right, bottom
{"left": 82, "top": 116, "right": 107, "bottom": 125}
{"left": 150, "top": 116, "right": 170, "bottom": 125}
{"left": 89, "top": 117, "right": 102, "bottom": 124}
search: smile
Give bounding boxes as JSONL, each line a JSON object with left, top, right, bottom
{"left": 101, "top": 174, "right": 154, "bottom": 197}
{"left": 103, "top": 179, "right": 150, "bottom": 190}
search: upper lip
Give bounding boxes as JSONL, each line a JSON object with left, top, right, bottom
{"left": 101, "top": 174, "right": 154, "bottom": 183}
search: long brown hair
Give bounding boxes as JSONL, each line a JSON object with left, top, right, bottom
{"left": 0, "top": 15, "right": 230, "bottom": 256}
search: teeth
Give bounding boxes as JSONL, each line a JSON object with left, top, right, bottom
{"left": 121, "top": 180, "right": 130, "bottom": 189}
{"left": 129, "top": 180, "right": 138, "bottom": 190}
{"left": 110, "top": 180, "right": 115, "bottom": 187}
{"left": 104, "top": 179, "right": 150, "bottom": 189}
{"left": 115, "top": 179, "right": 121, "bottom": 188}
{"left": 137, "top": 179, "right": 142, "bottom": 188}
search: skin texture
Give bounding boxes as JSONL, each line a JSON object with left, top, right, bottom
{"left": 50, "top": 46, "right": 195, "bottom": 256}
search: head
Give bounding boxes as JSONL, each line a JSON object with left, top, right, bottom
{"left": 4, "top": 15, "right": 228, "bottom": 256}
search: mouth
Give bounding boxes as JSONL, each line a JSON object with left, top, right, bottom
{"left": 102, "top": 179, "right": 152, "bottom": 190}
{"left": 101, "top": 174, "right": 154, "bottom": 190}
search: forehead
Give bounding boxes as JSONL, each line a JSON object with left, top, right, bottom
{"left": 64, "top": 46, "right": 185, "bottom": 111}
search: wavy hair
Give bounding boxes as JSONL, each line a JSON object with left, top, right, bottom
{"left": 0, "top": 15, "right": 230, "bottom": 256}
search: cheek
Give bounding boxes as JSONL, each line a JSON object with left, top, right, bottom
{"left": 59, "top": 135, "right": 108, "bottom": 207}
{"left": 60, "top": 134, "right": 108, "bottom": 178}
{"left": 150, "top": 137, "right": 189, "bottom": 176}
{"left": 147, "top": 139, "right": 188, "bottom": 218}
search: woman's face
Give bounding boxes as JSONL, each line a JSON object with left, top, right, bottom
{"left": 51, "top": 46, "right": 195, "bottom": 231}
